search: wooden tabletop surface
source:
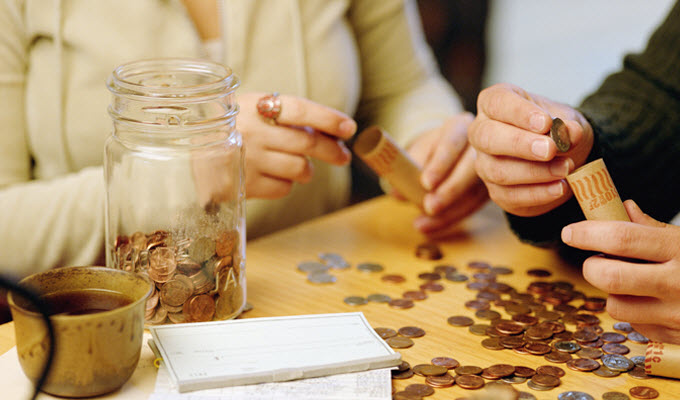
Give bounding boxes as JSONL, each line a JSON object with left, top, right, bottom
{"left": 2, "top": 196, "right": 678, "bottom": 399}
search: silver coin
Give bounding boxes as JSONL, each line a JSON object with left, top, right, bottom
{"left": 518, "top": 392, "right": 537, "bottom": 400}
{"left": 613, "top": 322, "right": 633, "bottom": 333}
{"left": 630, "top": 355, "right": 646, "bottom": 368}
{"left": 357, "top": 262, "right": 384, "bottom": 273}
{"left": 501, "top": 376, "right": 527, "bottom": 384}
{"left": 445, "top": 272, "right": 469, "bottom": 282}
{"left": 297, "top": 261, "right": 329, "bottom": 274}
{"left": 601, "top": 354, "right": 634, "bottom": 371}
{"left": 319, "top": 252, "right": 350, "bottom": 269}
{"left": 344, "top": 296, "right": 368, "bottom": 306}
{"left": 367, "top": 293, "right": 391, "bottom": 303}
{"left": 550, "top": 117, "right": 571, "bottom": 152}
{"left": 558, "top": 391, "right": 594, "bottom": 400}
{"left": 627, "top": 331, "right": 650, "bottom": 344}
{"left": 307, "top": 271, "right": 337, "bottom": 284}
{"left": 526, "top": 380, "right": 554, "bottom": 391}
{"left": 602, "top": 391, "right": 630, "bottom": 400}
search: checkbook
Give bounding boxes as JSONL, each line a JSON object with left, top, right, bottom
{"left": 148, "top": 312, "right": 402, "bottom": 392}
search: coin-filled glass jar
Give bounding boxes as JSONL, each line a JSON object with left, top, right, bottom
{"left": 105, "top": 58, "right": 245, "bottom": 324}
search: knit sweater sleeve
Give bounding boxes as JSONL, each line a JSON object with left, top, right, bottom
{"left": 506, "top": 1, "right": 680, "bottom": 251}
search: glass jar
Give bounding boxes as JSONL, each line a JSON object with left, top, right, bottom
{"left": 104, "top": 58, "right": 245, "bottom": 324}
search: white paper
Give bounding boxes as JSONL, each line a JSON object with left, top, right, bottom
{"left": 149, "top": 312, "right": 400, "bottom": 392}
{"left": 149, "top": 363, "right": 392, "bottom": 400}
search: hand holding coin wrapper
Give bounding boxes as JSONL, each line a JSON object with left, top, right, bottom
{"left": 352, "top": 126, "right": 425, "bottom": 206}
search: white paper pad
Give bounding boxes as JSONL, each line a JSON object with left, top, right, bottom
{"left": 150, "top": 363, "right": 392, "bottom": 400}
{"left": 149, "top": 312, "right": 401, "bottom": 392}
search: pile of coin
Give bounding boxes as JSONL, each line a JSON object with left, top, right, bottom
{"left": 113, "top": 227, "right": 243, "bottom": 324}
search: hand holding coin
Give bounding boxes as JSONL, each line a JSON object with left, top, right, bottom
{"left": 468, "top": 83, "right": 595, "bottom": 217}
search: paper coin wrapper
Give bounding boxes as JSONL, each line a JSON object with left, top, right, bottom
{"left": 566, "top": 158, "right": 630, "bottom": 221}
{"left": 646, "top": 341, "right": 680, "bottom": 379}
{"left": 353, "top": 126, "right": 425, "bottom": 206}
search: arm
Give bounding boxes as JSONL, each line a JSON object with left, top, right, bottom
{"left": 349, "top": 0, "right": 488, "bottom": 236}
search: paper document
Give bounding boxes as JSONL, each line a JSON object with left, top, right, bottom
{"left": 149, "top": 363, "right": 392, "bottom": 400}
{"left": 149, "top": 312, "right": 401, "bottom": 392}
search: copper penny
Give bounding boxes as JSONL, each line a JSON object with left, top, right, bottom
{"left": 602, "top": 343, "right": 630, "bottom": 355}
{"left": 433, "top": 264, "right": 457, "bottom": 274}
{"left": 386, "top": 337, "right": 414, "bottom": 349}
{"left": 527, "top": 268, "right": 552, "bottom": 277}
{"left": 415, "top": 242, "right": 443, "bottom": 260}
{"left": 431, "top": 357, "right": 459, "bottom": 369}
{"left": 403, "top": 290, "right": 428, "bottom": 301}
{"left": 525, "top": 325, "right": 554, "bottom": 340}
{"left": 389, "top": 299, "right": 415, "bottom": 309}
{"left": 530, "top": 373, "right": 560, "bottom": 387}
{"left": 566, "top": 358, "right": 600, "bottom": 372}
{"left": 467, "top": 261, "right": 491, "bottom": 270}
{"left": 167, "top": 311, "right": 187, "bottom": 324}
{"left": 413, "top": 364, "right": 448, "bottom": 377}
{"left": 398, "top": 326, "right": 426, "bottom": 338}
{"left": 455, "top": 374, "right": 485, "bottom": 390}
{"left": 512, "top": 314, "right": 539, "bottom": 326}
{"left": 481, "top": 337, "right": 504, "bottom": 350}
{"left": 583, "top": 296, "right": 607, "bottom": 311}
{"left": 374, "top": 327, "right": 397, "bottom": 339}
{"left": 628, "top": 366, "right": 651, "bottom": 380}
{"left": 535, "top": 310, "right": 561, "bottom": 321}
{"left": 381, "top": 274, "right": 406, "bottom": 283}
{"left": 160, "top": 277, "right": 193, "bottom": 307}
{"left": 475, "top": 309, "right": 501, "bottom": 320}
{"left": 392, "top": 369, "right": 415, "bottom": 379}
{"left": 393, "top": 392, "right": 421, "bottom": 400}
{"left": 573, "top": 329, "right": 599, "bottom": 343}
{"left": 464, "top": 299, "right": 490, "bottom": 311}
{"left": 183, "top": 294, "right": 216, "bottom": 322}
{"left": 602, "top": 392, "right": 630, "bottom": 400}
{"left": 417, "top": 272, "right": 442, "bottom": 281}
{"left": 505, "top": 303, "right": 532, "bottom": 316}
{"left": 499, "top": 336, "right": 526, "bottom": 349}
{"left": 188, "top": 236, "right": 216, "bottom": 263}
{"left": 454, "top": 365, "right": 483, "bottom": 376}
{"left": 593, "top": 365, "right": 621, "bottom": 378}
{"left": 514, "top": 366, "right": 536, "bottom": 378}
{"left": 495, "top": 321, "right": 525, "bottom": 335}
{"left": 601, "top": 332, "right": 627, "bottom": 343}
{"left": 447, "top": 315, "right": 474, "bottom": 327}
{"left": 536, "top": 365, "right": 565, "bottom": 377}
{"left": 419, "top": 281, "right": 445, "bottom": 292}
{"left": 425, "top": 373, "right": 455, "bottom": 388}
{"left": 404, "top": 383, "right": 434, "bottom": 396}
{"left": 629, "top": 386, "right": 659, "bottom": 399}
{"left": 469, "top": 324, "right": 491, "bottom": 336}
{"left": 215, "top": 230, "right": 238, "bottom": 257}
{"left": 525, "top": 342, "right": 552, "bottom": 355}
{"left": 577, "top": 347, "right": 603, "bottom": 359}
{"left": 486, "top": 364, "right": 515, "bottom": 378}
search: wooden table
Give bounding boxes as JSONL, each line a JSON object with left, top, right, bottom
{"left": 2, "top": 196, "right": 678, "bottom": 398}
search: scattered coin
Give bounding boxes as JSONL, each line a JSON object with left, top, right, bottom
{"left": 514, "top": 366, "right": 536, "bottom": 378}
{"left": 447, "top": 315, "right": 474, "bottom": 327}
{"left": 366, "top": 293, "right": 391, "bottom": 303}
{"left": 593, "top": 365, "right": 621, "bottom": 378}
{"left": 374, "top": 327, "right": 397, "bottom": 339}
{"left": 388, "top": 298, "right": 414, "bottom": 309}
{"left": 445, "top": 272, "right": 469, "bottom": 282}
{"left": 318, "top": 252, "right": 350, "bottom": 269}
{"left": 613, "top": 322, "right": 633, "bottom": 333}
{"left": 356, "top": 262, "right": 384, "bottom": 273}
{"left": 393, "top": 391, "right": 421, "bottom": 400}
{"left": 419, "top": 281, "right": 445, "bottom": 292}
{"left": 529, "top": 373, "right": 561, "bottom": 389}
{"left": 431, "top": 357, "right": 459, "bottom": 369}
{"left": 603, "top": 392, "right": 630, "bottom": 400}
{"left": 455, "top": 365, "right": 484, "bottom": 376}
{"left": 550, "top": 117, "right": 571, "bottom": 152}
{"left": 403, "top": 290, "right": 428, "bottom": 301}
{"left": 576, "top": 347, "right": 603, "bottom": 359}
{"left": 628, "top": 331, "right": 650, "bottom": 344}
{"left": 490, "top": 266, "right": 513, "bottom": 275}
{"left": 602, "top": 342, "right": 630, "bottom": 355}
{"left": 486, "top": 364, "right": 516, "bottom": 378}
{"left": 601, "top": 332, "right": 627, "bottom": 343}
{"left": 343, "top": 296, "right": 367, "bottom": 306}
{"left": 433, "top": 264, "right": 457, "bottom": 274}
{"left": 475, "top": 309, "right": 501, "bottom": 320}
{"left": 501, "top": 375, "right": 527, "bottom": 384}
{"left": 415, "top": 242, "right": 443, "bottom": 260}
{"left": 518, "top": 392, "right": 538, "bottom": 400}
{"left": 629, "top": 386, "right": 659, "bottom": 399}
{"left": 601, "top": 354, "right": 635, "bottom": 371}
{"left": 628, "top": 366, "right": 651, "bottom": 380}
{"left": 398, "top": 326, "right": 426, "bottom": 338}
{"left": 631, "top": 355, "right": 646, "bottom": 368}
{"left": 455, "top": 374, "right": 485, "bottom": 390}
{"left": 386, "top": 336, "right": 414, "bottom": 349}
{"left": 404, "top": 383, "right": 434, "bottom": 397}
{"left": 527, "top": 268, "right": 552, "bottom": 277}
{"left": 307, "top": 271, "right": 336, "bottom": 284}
{"left": 425, "top": 373, "right": 455, "bottom": 388}
{"left": 392, "top": 368, "right": 415, "bottom": 379}
{"left": 566, "top": 358, "right": 600, "bottom": 372}
{"left": 557, "top": 391, "right": 594, "bottom": 400}
{"left": 381, "top": 274, "right": 406, "bottom": 283}
{"left": 413, "top": 364, "right": 448, "bottom": 376}
{"left": 469, "top": 324, "right": 492, "bottom": 336}
{"left": 417, "top": 272, "right": 442, "bottom": 281}
{"left": 554, "top": 341, "right": 581, "bottom": 353}
{"left": 525, "top": 342, "right": 552, "bottom": 355}
{"left": 536, "top": 365, "right": 565, "bottom": 377}
{"left": 481, "top": 337, "right": 505, "bottom": 350}
{"left": 297, "top": 261, "right": 328, "bottom": 274}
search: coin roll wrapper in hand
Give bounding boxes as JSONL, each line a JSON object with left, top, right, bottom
{"left": 352, "top": 126, "right": 425, "bottom": 206}
{"left": 646, "top": 342, "right": 680, "bottom": 379}
{"left": 565, "top": 158, "right": 630, "bottom": 221}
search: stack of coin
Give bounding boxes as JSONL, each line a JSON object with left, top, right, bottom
{"left": 113, "top": 226, "right": 243, "bottom": 324}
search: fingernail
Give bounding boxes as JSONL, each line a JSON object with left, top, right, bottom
{"left": 549, "top": 159, "right": 570, "bottom": 177}
{"left": 421, "top": 174, "right": 435, "bottom": 191}
{"left": 531, "top": 139, "right": 550, "bottom": 159}
{"left": 547, "top": 181, "right": 564, "bottom": 197}
{"left": 339, "top": 120, "right": 357, "bottom": 136}
{"left": 530, "top": 112, "right": 547, "bottom": 131}
{"left": 424, "top": 196, "right": 438, "bottom": 216}
{"left": 561, "top": 226, "right": 572, "bottom": 243}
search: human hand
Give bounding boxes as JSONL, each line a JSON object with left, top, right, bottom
{"left": 405, "top": 113, "right": 489, "bottom": 238}
{"left": 562, "top": 200, "right": 680, "bottom": 344}
{"left": 468, "top": 83, "right": 594, "bottom": 217}
{"left": 237, "top": 92, "right": 357, "bottom": 199}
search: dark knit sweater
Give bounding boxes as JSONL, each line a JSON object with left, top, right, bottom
{"left": 506, "top": 1, "right": 680, "bottom": 260}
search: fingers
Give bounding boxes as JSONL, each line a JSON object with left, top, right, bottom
{"left": 582, "top": 254, "right": 673, "bottom": 297}
{"left": 252, "top": 150, "right": 314, "bottom": 184}
{"left": 625, "top": 199, "right": 667, "bottom": 228}
{"left": 477, "top": 84, "right": 551, "bottom": 133}
{"left": 606, "top": 295, "right": 680, "bottom": 329}
{"left": 475, "top": 154, "right": 574, "bottom": 186}
{"left": 244, "top": 173, "right": 294, "bottom": 199}
{"left": 276, "top": 95, "right": 357, "bottom": 139}
{"left": 469, "top": 119, "right": 557, "bottom": 162}
{"left": 265, "top": 125, "right": 351, "bottom": 166}
{"left": 629, "top": 323, "right": 680, "bottom": 344}
{"left": 420, "top": 113, "right": 473, "bottom": 191}
{"left": 414, "top": 183, "right": 489, "bottom": 238}
{"left": 562, "top": 220, "right": 678, "bottom": 262}
{"left": 485, "top": 179, "right": 570, "bottom": 217}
